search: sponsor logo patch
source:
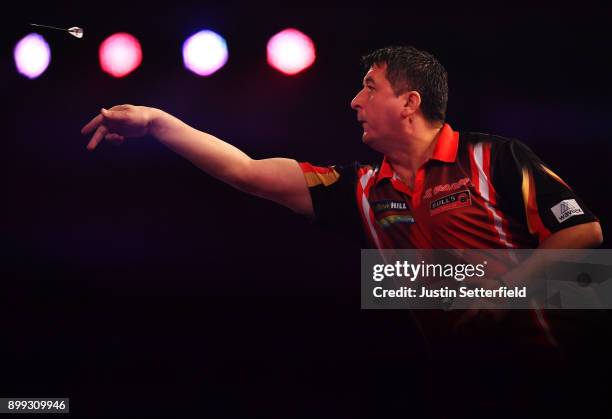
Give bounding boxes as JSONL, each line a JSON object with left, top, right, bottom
{"left": 372, "top": 200, "right": 414, "bottom": 227}
{"left": 551, "top": 199, "right": 584, "bottom": 223}
{"left": 377, "top": 214, "right": 415, "bottom": 228}
{"left": 423, "top": 177, "right": 470, "bottom": 199}
{"left": 429, "top": 190, "right": 472, "bottom": 216}
{"left": 372, "top": 200, "right": 408, "bottom": 213}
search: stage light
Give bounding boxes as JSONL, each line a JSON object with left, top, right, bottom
{"left": 14, "top": 33, "right": 51, "bottom": 79}
{"left": 99, "top": 33, "right": 143, "bottom": 78}
{"left": 183, "top": 30, "right": 228, "bottom": 76}
{"left": 267, "top": 28, "right": 315, "bottom": 75}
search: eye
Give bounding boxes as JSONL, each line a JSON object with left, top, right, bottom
{"left": 366, "top": 85, "right": 375, "bottom": 91}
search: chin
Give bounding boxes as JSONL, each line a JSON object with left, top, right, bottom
{"left": 363, "top": 135, "right": 385, "bottom": 154}
{"left": 362, "top": 133, "right": 376, "bottom": 146}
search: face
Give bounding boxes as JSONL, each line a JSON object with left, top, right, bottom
{"left": 350, "top": 63, "right": 406, "bottom": 149}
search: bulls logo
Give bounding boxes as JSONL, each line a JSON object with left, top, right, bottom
{"left": 430, "top": 190, "right": 472, "bottom": 215}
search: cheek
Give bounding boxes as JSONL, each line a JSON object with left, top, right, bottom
{"left": 379, "top": 105, "right": 402, "bottom": 128}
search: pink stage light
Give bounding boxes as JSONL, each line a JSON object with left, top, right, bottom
{"left": 182, "top": 30, "right": 228, "bottom": 76}
{"left": 267, "top": 28, "right": 316, "bottom": 75}
{"left": 99, "top": 33, "right": 143, "bottom": 78}
{"left": 14, "top": 33, "right": 51, "bottom": 79}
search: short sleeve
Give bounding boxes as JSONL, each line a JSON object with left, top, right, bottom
{"left": 299, "top": 161, "right": 369, "bottom": 246}
{"left": 492, "top": 139, "right": 598, "bottom": 243}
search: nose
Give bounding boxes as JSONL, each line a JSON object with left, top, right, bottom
{"left": 350, "top": 89, "right": 364, "bottom": 110}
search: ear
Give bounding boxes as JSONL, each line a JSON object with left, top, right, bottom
{"left": 400, "top": 91, "right": 421, "bottom": 118}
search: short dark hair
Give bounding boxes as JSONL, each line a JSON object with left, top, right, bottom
{"left": 362, "top": 46, "right": 448, "bottom": 122}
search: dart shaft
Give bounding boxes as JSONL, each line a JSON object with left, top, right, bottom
{"left": 30, "top": 23, "right": 67, "bottom": 31}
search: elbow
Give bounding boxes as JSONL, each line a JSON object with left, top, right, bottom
{"left": 229, "top": 159, "right": 257, "bottom": 195}
{"left": 540, "top": 221, "right": 604, "bottom": 249}
{"left": 590, "top": 222, "right": 604, "bottom": 247}
{"left": 579, "top": 221, "right": 604, "bottom": 248}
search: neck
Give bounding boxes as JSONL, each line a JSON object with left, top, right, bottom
{"left": 386, "top": 121, "right": 444, "bottom": 181}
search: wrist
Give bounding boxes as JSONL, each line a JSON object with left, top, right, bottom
{"left": 146, "top": 107, "right": 165, "bottom": 138}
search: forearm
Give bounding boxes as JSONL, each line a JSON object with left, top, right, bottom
{"left": 82, "top": 105, "right": 312, "bottom": 214}
{"left": 148, "top": 108, "right": 253, "bottom": 189}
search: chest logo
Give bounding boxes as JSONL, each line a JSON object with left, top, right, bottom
{"left": 377, "top": 214, "right": 415, "bottom": 228}
{"left": 430, "top": 190, "right": 472, "bottom": 216}
{"left": 423, "top": 177, "right": 470, "bottom": 199}
{"left": 372, "top": 200, "right": 408, "bottom": 213}
{"left": 371, "top": 200, "right": 414, "bottom": 228}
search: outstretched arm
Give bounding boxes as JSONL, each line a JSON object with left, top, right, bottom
{"left": 81, "top": 105, "right": 313, "bottom": 216}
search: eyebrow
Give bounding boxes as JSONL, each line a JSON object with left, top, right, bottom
{"left": 363, "top": 76, "right": 376, "bottom": 85}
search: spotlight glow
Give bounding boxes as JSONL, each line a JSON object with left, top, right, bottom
{"left": 267, "top": 28, "right": 315, "bottom": 75}
{"left": 182, "top": 30, "right": 228, "bottom": 76}
{"left": 98, "top": 33, "right": 143, "bottom": 78}
{"left": 14, "top": 33, "right": 51, "bottom": 79}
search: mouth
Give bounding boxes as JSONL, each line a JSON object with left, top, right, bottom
{"left": 359, "top": 121, "right": 368, "bottom": 136}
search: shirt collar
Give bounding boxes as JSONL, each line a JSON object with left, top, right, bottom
{"left": 376, "top": 123, "right": 459, "bottom": 183}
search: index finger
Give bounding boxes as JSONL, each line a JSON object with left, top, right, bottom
{"left": 81, "top": 113, "right": 103, "bottom": 135}
{"left": 86, "top": 125, "right": 108, "bottom": 151}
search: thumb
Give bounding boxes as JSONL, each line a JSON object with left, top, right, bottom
{"left": 101, "top": 108, "right": 114, "bottom": 119}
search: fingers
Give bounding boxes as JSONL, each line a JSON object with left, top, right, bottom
{"left": 86, "top": 125, "right": 108, "bottom": 151}
{"left": 81, "top": 107, "right": 121, "bottom": 135}
{"left": 105, "top": 133, "right": 125, "bottom": 141}
{"left": 82, "top": 105, "right": 132, "bottom": 150}
{"left": 101, "top": 107, "right": 133, "bottom": 135}
{"left": 105, "top": 133, "right": 125, "bottom": 145}
{"left": 101, "top": 107, "right": 119, "bottom": 120}
{"left": 81, "top": 113, "right": 103, "bottom": 134}
{"left": 86, "top": 128, "right": 125, "bottom": 151}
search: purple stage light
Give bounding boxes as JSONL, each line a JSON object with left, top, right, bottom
{"left": 14, "top": 33, "right": 51, "bottom": 79}
{"left": 182, "top": 30, "right": 228, "bottom": 76}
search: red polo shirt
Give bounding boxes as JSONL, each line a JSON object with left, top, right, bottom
{"left": 299, "top": 123, "right": 598, "bottom": 349}
{"left": 299, "top": 123, "right": 597, "bottom": 250}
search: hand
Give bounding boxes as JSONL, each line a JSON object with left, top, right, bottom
{"left": 452, "top": 276, "right": 511, "bottom": 332}
{"left": 81, "top": 104, "right": 154, "bottom": 151}
{"left": 453, "top": 301, "right": 510, "bottom": 333}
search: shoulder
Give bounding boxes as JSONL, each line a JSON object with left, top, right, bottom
{"left": 332, "top": 161, "right": 378, "bottom": 177}
{"left": 300, "top": 160, "right": 377, "bottom": 188}
{"left": 457, "top": 131, "right": 539, "bottom": 164}
{"left": 458, "top": 131, "right": 518, "bottom": 149}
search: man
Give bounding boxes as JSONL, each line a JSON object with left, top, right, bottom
{"left": 81, "top": 46, "right": 601, "bottom": 250}
{"left": 81, "top": 46, "right": 602, "bottom": 347}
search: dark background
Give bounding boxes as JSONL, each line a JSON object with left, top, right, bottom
{"left": 2, "top": 2, "right": 611, "bottom": 417}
